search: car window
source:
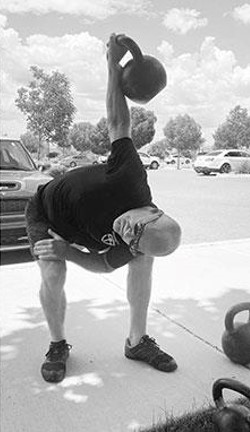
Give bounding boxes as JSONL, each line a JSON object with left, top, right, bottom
{"left": 240, "top": 151, "right": 250, "bottom": 157}
{"left": 224, "top": 151, "right": 241, "bottom": 157}
{"left": 207, "top": 151, "right": 223, "bottom": 156}
{"left": 0, "top": 139, "right": 36, "bottom": 171}
{"left": 138, "top": 152, "right": 150, "bottom": 158}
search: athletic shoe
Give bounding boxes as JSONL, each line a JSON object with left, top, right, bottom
{"left": 41, "top": 340, "right": 72, "bottom": 383}
{"left": 125, "top": 335, "right": 177, "bottom": 372}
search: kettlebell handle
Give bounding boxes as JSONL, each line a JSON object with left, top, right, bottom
{"left": 116, "top": 35, "right": 144, "bottom": 63}
{"left": 213, "top": 378, "right": 250, "bottom": 409}
{"left": 225, "top": 302, "right": 250, "bottom": 332}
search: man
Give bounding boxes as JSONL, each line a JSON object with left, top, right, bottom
{"left": 25, "top": 33, "right": 181, "bottom": 383}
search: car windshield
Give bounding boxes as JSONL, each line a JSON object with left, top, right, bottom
{"left": 0, "top": 139, "right": 36, "bottom": 171}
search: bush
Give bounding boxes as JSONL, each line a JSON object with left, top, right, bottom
{"left": 235, "top": 160, "right": 250, "bottom": 174}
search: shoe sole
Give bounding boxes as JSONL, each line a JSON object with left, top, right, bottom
{"left": 125, "top": 351, "right": 178, "bottom": 372}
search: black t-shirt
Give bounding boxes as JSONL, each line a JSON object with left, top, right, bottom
{"left": 37, "top": 137, "right": 154, "bottom": 268}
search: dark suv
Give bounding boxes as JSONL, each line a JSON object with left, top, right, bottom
{"left": 0, "top": 138, "right": 52, "bottom": 251}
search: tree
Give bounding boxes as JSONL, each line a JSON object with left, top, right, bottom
{"left": 91, "top": 117, "right": 111, "bottom": 155}
{"left": 213, "top": 105, "right": 250, "bottom": 149}
{"left": 15, "top": 66, "right": 76, "bottom": 158}
{"left": 68, "top": 105, "right": 157, "bottom": 156}
{"left": 20, "top": 131, "right": 40, "bottom": 154}
{"left": 131, "top": 107, "right": 157, "bottom": 149}
{"left": 163, "top": 114, "right": 204, "bottom": 167}
{"left": 148, "top": 138, "right": 170, "bottom": 159}
{"left": 69, "top": 122, "right": 96, "bottom": 153}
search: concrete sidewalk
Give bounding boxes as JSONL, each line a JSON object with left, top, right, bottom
{"left": 1, "top": 239, "right": 250, "bottom": 432}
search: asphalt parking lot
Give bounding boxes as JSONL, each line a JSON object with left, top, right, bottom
{"left": 147, "top": 168, "right": 250, "bottom": 244}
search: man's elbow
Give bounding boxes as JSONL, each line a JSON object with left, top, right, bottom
{"left": 108, "top": 121, "right": 131, "bottom": 142}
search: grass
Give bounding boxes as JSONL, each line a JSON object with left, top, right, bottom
{"left": 140, "top": 398, "right": 250, "bottom": 432}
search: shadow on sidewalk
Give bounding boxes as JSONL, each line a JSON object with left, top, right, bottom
{"left": 1, "top": 287, "right": 249, "bottom": 432}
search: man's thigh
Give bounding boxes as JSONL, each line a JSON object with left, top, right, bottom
{"left": 25, "top": 194, "right": 51, "bottom": 259}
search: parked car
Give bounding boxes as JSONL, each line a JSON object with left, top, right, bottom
{"left": 61, "top": 154, "right": 92, "bottom": 168}
{"left": 165, "top": 154, "right": 191, "bottom": 166}
{"left": 193, "top": 149, "right": 250, "bottom": 175}
{"left": 138, "top": 152, "right": 160, "bottom": 169}
{"left": 0, "top": 138, "right": 52, "bottom": 251}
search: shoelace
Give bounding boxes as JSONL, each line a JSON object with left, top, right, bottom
{"left": 141, "top": 336, "right": 172, "bottom": 361}
{"left": 45, "top": 343, "right": 72, "bottom": 362}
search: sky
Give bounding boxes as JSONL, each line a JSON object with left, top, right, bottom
{"left": 1, "top": 0, "right": 250, "bottom": 147}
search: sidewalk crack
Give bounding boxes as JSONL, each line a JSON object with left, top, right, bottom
{"left": 153, "top": 307, "right": 224, "bottom": 354}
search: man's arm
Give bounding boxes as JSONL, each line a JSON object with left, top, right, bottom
{"left": 34, "top": 230, "right": 114, "bottom": 273}
{"left": 106, "top": 33, "right": 131, "bottom": 143}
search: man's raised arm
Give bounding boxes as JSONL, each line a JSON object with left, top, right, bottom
{"left": 106, "top": 33, "right": 131, "bottom": 143}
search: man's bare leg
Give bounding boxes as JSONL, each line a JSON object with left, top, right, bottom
{"left": 38, "top": 259, "right": 71, "bottom": 383}
{"left": 126, "top": 255, "right": 154, "bottom": 346}
{"left": 125, "top": 255, "right": 178, "bottom": 372}
{"left": 38, "top": 259, "right": 67, "bottom": 342}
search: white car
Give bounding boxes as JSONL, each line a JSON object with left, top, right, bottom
{"left": 193, "top": 149, "right": 250, "bottom": 175}
{"left": 93, "top": 151, "right": 160, "bottom": 169}
{"left": 138, "top": 152, "right": 160, "bottom": 169}
{"left": 165, "top": 154, "right": 191, "bottom": 166}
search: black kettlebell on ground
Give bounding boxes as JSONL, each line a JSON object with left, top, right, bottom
{"left": 222, "top": 302, "right": 250, "bottom": 365}
{"left": 116, "top": 35, "right": 167, "bottom": 104}
{"left": 212, "top": 378, "right": 250, "bottom": 432}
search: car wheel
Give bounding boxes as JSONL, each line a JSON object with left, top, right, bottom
{"left": 150, "top": 161, "right": 159, "bottom": 170}
{"left": 70, "top": 161, "right": 77, "bottom": 167}
{"left": 220, "top": 163, "right": 231, "bottom": 174}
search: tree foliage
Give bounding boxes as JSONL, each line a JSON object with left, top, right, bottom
{"left": 69, "top": 122, "right": 96, "bottom": 152}
{"left": 163, "top": 114, "right": 204, "bottom": 154}
{"left": 131, "top": 107, "right": 157, "bottom": 149}
{"left": 20, "top": 131, "right": 40, "bottom": 154}
{"left": 213, "top": 105, "right": 250, "bottom": 149}
{"left": 90, "top": 117, "right": 110, "bottom": 155}
{"left": 69, "top": 107, "right": 157, "bottom": 155}
{"left": 149, "top": 138, "right": 170, "bottom": 159}
{"left": 15, "top": 66, "right": 76, "bottom": 157}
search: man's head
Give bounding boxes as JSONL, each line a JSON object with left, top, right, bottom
{"left": 113, "top": 207, "right": 181, "bottom": 257}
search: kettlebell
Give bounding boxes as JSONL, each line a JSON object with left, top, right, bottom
{"left": 212, "top": 378, "right": 250, "bottom": 432}
{"left": 222, "top": 302, "right": 250, "bottom": 365}
{"left": 116, "top": 35, "right": 167, "bottom": 104}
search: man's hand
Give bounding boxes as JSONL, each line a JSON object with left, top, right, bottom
{"left": 106, "top": 33, "right": 128, "bottom": 67}
{"left": 34, "top": 229, "right": 69, "bottom": 261}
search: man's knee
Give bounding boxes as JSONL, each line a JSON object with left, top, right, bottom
{"left": 38, "top": 260, "right": 66, "bottom": 289}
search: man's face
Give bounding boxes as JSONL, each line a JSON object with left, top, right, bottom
{"left": 113, "top": 207, "right": 164, "bottom": 254}
{"left": 113, "top": 210, "right": 138, "bottom": 246}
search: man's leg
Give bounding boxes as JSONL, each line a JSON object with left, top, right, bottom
{"left": 126, "top": 255, "right": 153, "bottom": 346}
{"left": 38, "top": 259, "right": 67, "bottom": 342}
{"left": 125, "top": 255, "right": 177, "bottom": 372}
{"left": 38, "top": 258, "right": 72, "bottom": 383}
